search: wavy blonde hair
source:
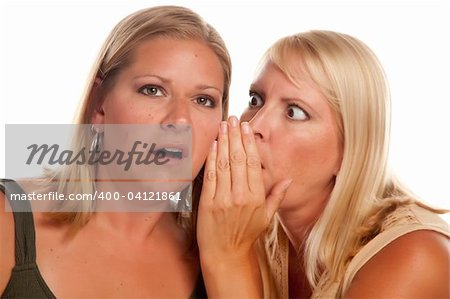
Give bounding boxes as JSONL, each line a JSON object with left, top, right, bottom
{"left": 46, "top": 6, "right": 231, "bottom": 243}
{"left": 263, "top": 30, "right": 443, "bottom": 294}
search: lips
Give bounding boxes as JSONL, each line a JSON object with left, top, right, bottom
{"left": 157, "top": 148, "right": 183, "bottom": 159}
{"left": 154, "top": 144, "right": 189, "bottom": 159}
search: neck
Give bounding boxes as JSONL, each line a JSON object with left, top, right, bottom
{"left": 90, "top": 212, "right": 179, "bottom": 243}
{"left": 278, "top": 193, "right": 329, "bottom": 251}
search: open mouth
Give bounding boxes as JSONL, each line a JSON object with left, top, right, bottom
{"left": 156, "top": 147, "right": 184, "bottom": 159}
{"left": 153, "top": 144, "right": 189, "bottom": 160}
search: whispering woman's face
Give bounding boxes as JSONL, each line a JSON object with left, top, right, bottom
{"left": 240, "top": 61, "right": 342, "bottom": 214}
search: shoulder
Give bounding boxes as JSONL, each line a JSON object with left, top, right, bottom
{"left": 0, "top": 191, "right": 15, "bottom": 293}
{"left": 345, "top": 230, "right": 449, "bottom": 298}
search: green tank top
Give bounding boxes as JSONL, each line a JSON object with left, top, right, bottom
{"left": 0, "top": 179, "right": 207, "bottom": 298}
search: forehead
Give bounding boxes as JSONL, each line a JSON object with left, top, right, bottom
{"left": 131, "top": 37, "right": 218, "bottom": 65}
{"left": 123, "top": 37, "right": 224, "bottom": 86}
{"left": 253, "top": 61, "right": 318, "bottom": 94}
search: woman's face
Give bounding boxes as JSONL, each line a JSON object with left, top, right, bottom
{"left": 240, "top": 62, "right": 342, "bottom": 212}
{"left": 93, "top": 37, "right": 224, "bottom": 181}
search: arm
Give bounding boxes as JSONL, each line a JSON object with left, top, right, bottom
{"left": 197, "top": 117, "right": 291, "bottom": 298}
{"left": 200, "top": 247, "right": 262, "bottom": 298}
{"left": 345, "top": 230, "right": 449, "bottom": 299}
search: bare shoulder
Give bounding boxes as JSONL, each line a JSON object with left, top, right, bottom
{"left": 0, "top": 191, "right": 15, "bottom": 293}
{"left": 345, "top": 230, "right": 449, "bottom": 299}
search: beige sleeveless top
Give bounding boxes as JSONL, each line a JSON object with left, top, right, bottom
{"left": 256, "top": 204, "right": 449, "bottom": 299}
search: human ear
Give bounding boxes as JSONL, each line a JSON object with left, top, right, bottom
{"left": 90, "top": 77, "right": 105, "bottom": 125}
{"left": 333, "top": 148, "right": 344, "bottom": 176}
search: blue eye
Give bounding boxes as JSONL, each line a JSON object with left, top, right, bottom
{"left": 138, "top": 85, "right": 164, "bottom": 96}
{"left": 196, "top": 96, "right": 215, "bottom": 107}
{"left": 249, "top": 92, "right": 263, "bottom": 108}
{"left": 287, "top": 104, "right": 309, "bottom": 121}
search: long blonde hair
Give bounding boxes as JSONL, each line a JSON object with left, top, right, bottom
{"left": 264, "top": 30, "right": 441, "bottom": 293}
{"left": 46, "top": 6, "right": 231, "bottom": 240}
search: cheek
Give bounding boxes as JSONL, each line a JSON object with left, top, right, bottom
{"left": 113, "top": 109, "right": 156, "bottom": 124}
{"left": 271, "top": 130, "right": 340, "bottom": 180}
{"left": 313, "top": 128, "right": 342, "bottom": 171}
{"left": 191, "top": 113, "right": 221, "bottom": 164}
{"left": 103, "top": 88, "right": 160, "bottom": 124}
{"left": 103, "top": 96, "right": 140, "bottom": 124}
{"left": 287, "top": 134, "right": 341, "bottom": 190}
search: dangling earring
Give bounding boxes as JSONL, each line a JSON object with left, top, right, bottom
{"left": 90, "top": 124, "right": 103, "bottom": 162}
{"left": 169, "top": 184, "right": 192, "bottom": 212}
{"left": 183, "top": 183, "right": 192, "bottom": 211}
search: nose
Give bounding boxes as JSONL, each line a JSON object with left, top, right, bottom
{"left": 160, "top": 99, "right": 191, "bottom": 132}
{"left": 247, "top": 106, "right": 271, "bottom": 142}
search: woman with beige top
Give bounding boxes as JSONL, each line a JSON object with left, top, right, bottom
{"left": 197, "top": 30, "right": 449, "bottom": 298}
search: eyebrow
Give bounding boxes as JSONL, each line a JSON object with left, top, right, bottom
{"left": 249, "top": 84, "right": 265, "bottom": 97}
{"left": 134, "top": 75, "right": 223, "bottom": 94}
{"left": 133, "top": 74, "right": 171, "bottom": 83}
{"left": 196, "top": 84, "right": 223, "bottom": 94}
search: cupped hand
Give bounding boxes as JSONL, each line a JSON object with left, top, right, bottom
{"left": 197, "top": 116, "right": 292, "bottom": 262}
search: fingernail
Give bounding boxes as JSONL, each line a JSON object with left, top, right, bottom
{"left": 241, "top": 122, "right": 250, "bottom": 134}
{"left": 211, "top": 140, "right": 217, "bottom": 151}
{"left": 220, "top": 121, "right": 228, "bottom": 134}
{"left": 229, "top": 116, "right": 238, "bottom": 128}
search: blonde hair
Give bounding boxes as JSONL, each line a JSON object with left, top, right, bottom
{"left": 264, "top": 30, "right": 442, "bottom": 294}
{"left": 46, "top": 6, "right": 231, "bottom": 239}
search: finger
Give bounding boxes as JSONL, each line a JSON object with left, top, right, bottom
{"left": 228, "top": 116, "right": 248, "bottom": 194}
{"left": 266, "top": 178, "right": 292, "bottom": 219}
{"left": 240, "top": 122, "right": 263, "bottom": 194}
{"left": 200, "top": 140, "right": 217, "bottom": 206}
{"left": 215, "top": 121, "right": 231, "bottom": 203}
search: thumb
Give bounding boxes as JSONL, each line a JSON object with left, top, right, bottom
{"left": 265, "top": 178, "right": 292, "bottom": 219}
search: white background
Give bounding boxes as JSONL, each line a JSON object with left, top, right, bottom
{"left": 0, "top": 0, "right": 449, "bottom": 222}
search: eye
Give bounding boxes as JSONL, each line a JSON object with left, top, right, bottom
{"left": 249, "top": 91, "right": 263, "bottom": 108}
{"left": 195, "top": 96, "right": 215, "bottom": 108}
{"left": 287, "top": 103, "right": 309, "bottom": 121}
{"left": 138, "top": 85, "right": 164, "bottom": 96}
